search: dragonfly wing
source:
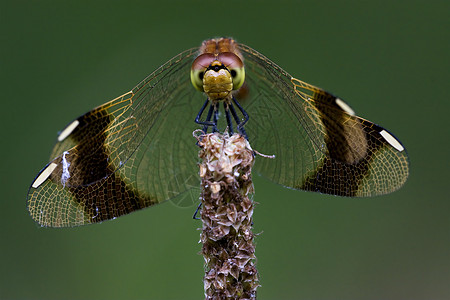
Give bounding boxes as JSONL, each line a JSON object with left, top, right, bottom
{"left": 27, "top": 47, "right": 203, "bottom": 227}
{"left": 238, "top": 44, "right": 409, "bottom": 197}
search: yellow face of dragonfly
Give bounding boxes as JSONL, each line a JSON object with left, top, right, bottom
{"left": 190, "top": 41, "right": 245, "bottom": 101}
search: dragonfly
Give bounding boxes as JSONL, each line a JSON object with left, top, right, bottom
{"left": 27, "top": 38, "right": 409, "bottom": 227}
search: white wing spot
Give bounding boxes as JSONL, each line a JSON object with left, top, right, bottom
{"left": 32, "top": 163, "right": 58, "bottom": 188}
{"left": 61, "top": 151, "right": 71, "bottom": 187}
{"left": 380, "top": 130, "right": 404, "bottom": 152}
{"left": 57, "top": 120, "right": 80, "bottom": 142}
{"left": 92, "top": 207, "right": 99, "bottom": 219}
{"left": 336, "top": 98, "right": 355, "bottom": 116}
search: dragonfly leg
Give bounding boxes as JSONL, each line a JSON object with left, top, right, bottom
{"left": 195, "top": 99, "right": 216, "bottom": 133}
{"left": 229, "top": 97, "right": 249, "bottom": 139}
{"left": 212, "top": 103, "right": 219, "bottom": 133}
{"left": 192, "top": 202, "right": 202, "bottom": 220}
{"left": 233, "top": 96, "right": 249, "bottom": 127}
{"left": 224, "top": 102, "right": 234, "bottom": 135}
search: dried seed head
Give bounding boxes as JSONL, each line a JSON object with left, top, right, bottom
{"left": 197, "top": 132, "right": 259, "bottom": 299}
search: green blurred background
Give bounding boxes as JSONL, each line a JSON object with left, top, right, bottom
{"left": 1, "top": 1, "right": 449, "bottom": 299}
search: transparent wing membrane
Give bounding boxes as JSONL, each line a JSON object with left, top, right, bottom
{"left": 28, "top": 48, "right": 202, "bottom": 227}
{"left": 28, "top": 40, "right": 409, "bottom": 227}
{"left": 238, "top": 44, "right": 409, "bottom": 196}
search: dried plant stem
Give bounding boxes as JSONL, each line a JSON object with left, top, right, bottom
{"left": 197, "top": 132, "right": 259, "bottom": 299}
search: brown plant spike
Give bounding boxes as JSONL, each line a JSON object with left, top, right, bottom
{"left": 197, "top": 132, "right": 259, "bottom": 299}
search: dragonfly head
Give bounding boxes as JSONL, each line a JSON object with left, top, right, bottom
{"left": 191, "top": 53, "right": 245, "bottom": 101}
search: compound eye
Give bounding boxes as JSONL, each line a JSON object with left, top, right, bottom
{"left": 218, "top": 52, "right": 245, "bottom": 90}
{"left": 190, "top": 69, "right": 204, "bottom": 91}
{"left": 229, "top": 67, "right": 245, "bottom": 90}
{"left": 190, "top": 53, "right": 215, "bottom": 91}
